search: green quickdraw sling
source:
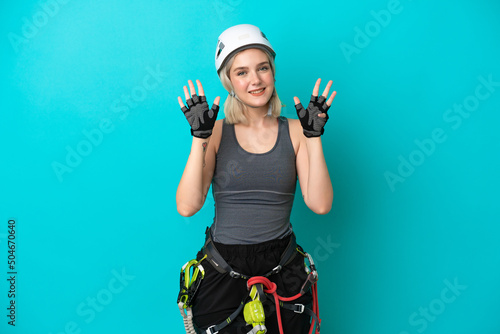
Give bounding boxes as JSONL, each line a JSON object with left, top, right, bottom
{"left": 177, "top": 256, "right": 206, "bottom": 334}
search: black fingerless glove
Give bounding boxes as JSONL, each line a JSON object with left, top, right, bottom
{"left": 295, "top": 95, "right": 330, "bottom": 137}
{"left": 181, "top": 94, "right": 219, "bottom": 139}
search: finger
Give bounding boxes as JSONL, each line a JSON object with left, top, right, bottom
{"left": 196, "top": 80, "right": 205, "bottom": 97}
{"left": 178, "top": 96, "right": 185, "bottom": 109}
{"left": 312, "top": 78, "right": 321, "bottom": 97}
{"left": 188, "top": 80, "right": 196, "bottom": 96}
{"left": 293, "top": 96, "right": 300, "bottom": 105}
{"left": 211, "top": 97, "right": 221, "bottom": 119}
{"left": 321, "top": 80, "right": 333, "bottom": 98}
{"left": 295, "top": 102, "right": 305, "bottom": 117}
{"left": 183, "top": 85, "right": 190, "bottom": 101}
{"left": 326, "top": 90, "right": 337, "bottom": 107}
{"left": 318, "top": 113, "right": 327, "bottom": 118}
{"left": 213, "top": 96, "right": 221, "bottom": 107}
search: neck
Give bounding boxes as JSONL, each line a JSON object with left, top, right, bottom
{"left": 243, "top": 104, "right": 273, "bottom": 126}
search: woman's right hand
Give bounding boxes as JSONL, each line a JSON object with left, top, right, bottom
{"left": 178, "top": 80, "right": 220, "bottom": 139}
{"left": 293, "top": 78, "right": 336, "bottom": 138}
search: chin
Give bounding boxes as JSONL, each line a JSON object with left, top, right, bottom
{"left": 245, "top": 100, "right": 271, "bottom": 109}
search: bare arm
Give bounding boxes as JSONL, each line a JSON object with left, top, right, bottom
{"left": 293, "top": 121, "right": 333, "bottom": 214}
{"left": 175, "top": 79, "right": 220, "bottom": 216}
{"left": 293, "top": 78, "right": 336, "bottom": 214}
{"left": 176, "top": 135, "right": 217, "bottom": 216}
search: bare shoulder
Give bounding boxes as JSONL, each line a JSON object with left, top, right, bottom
{"left": 286, "top": 118, "right": 303, "bottom": 139}
{"left": 213, "top": 119, "right": 224, "bottom": 132}
{"left": 211, "top": 119, "right": 224, "bottom": 153}
{"left": 285, "top": 118, "right": 304, "bottom": 154}
{"left": 287, "top": 118, "right": 301, "bottom": 130}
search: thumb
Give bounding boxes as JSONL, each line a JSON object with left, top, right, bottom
{"left": 213, "top": 96, "right": 221, "bottom": 107}
{"left": 293, "top": 96, "right": 300, "bottom": 105}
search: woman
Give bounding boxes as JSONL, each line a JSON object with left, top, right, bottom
{"left": 176, "top": 24, "right": 335, "bottom": 334}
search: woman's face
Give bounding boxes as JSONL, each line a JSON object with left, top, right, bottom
{"left": 229, "top": 48, "right": 274, "bottom": 108}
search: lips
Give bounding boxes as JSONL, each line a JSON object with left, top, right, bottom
{"left": 249, "top": 88, "right": 266, "bottom": 96}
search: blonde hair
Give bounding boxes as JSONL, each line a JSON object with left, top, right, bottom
{"left": 218, "top": 50, "right": 282, "bottom": 124}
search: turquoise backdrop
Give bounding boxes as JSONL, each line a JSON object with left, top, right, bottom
{"left": 1, "top": 0, "right": 499, "bottom": 333}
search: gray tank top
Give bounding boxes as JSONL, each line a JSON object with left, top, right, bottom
{"left": 211, "top": 117, "right": 297, "bottom": 244}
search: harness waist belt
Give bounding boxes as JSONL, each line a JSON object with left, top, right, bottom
{"left": 203, "top": 227, "right": 298, "bottom": 280}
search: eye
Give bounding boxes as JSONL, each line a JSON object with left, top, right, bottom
{"left": 259, "top": 66, "right": 269, "bottom": 71}
{"left": 237, "top": 71, "right": 246, "bottom": 76}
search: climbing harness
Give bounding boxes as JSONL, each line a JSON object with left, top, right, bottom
{"left": 177, "top": 229, "right": 321, "bottom": 334}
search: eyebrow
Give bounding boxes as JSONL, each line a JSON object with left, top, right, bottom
{"left": 232, "top": 61, "right": 270, "bottom": 72}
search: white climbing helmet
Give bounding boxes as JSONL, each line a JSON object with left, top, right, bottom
{"left": 215, "top": 24, "right": 276, "bottom": 74}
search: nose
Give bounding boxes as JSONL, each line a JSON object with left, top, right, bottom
{"left": 249, "top": 70, "right": 262, "bottom": 85}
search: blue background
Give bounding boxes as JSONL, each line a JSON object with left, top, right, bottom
{"left": 1, "top": 0, "right": 499, "bottom": 333}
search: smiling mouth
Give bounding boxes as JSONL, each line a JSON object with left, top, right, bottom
{"left": 249, "top": 88, "right": 265, "bottom": 95}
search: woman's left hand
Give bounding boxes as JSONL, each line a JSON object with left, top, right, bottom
{"left": 294, "top": 78, "right": 337, "bottom": 137}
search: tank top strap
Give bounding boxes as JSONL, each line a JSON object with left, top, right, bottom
{"left": 219, "top": 116, "right": 292, "bottom": 156}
